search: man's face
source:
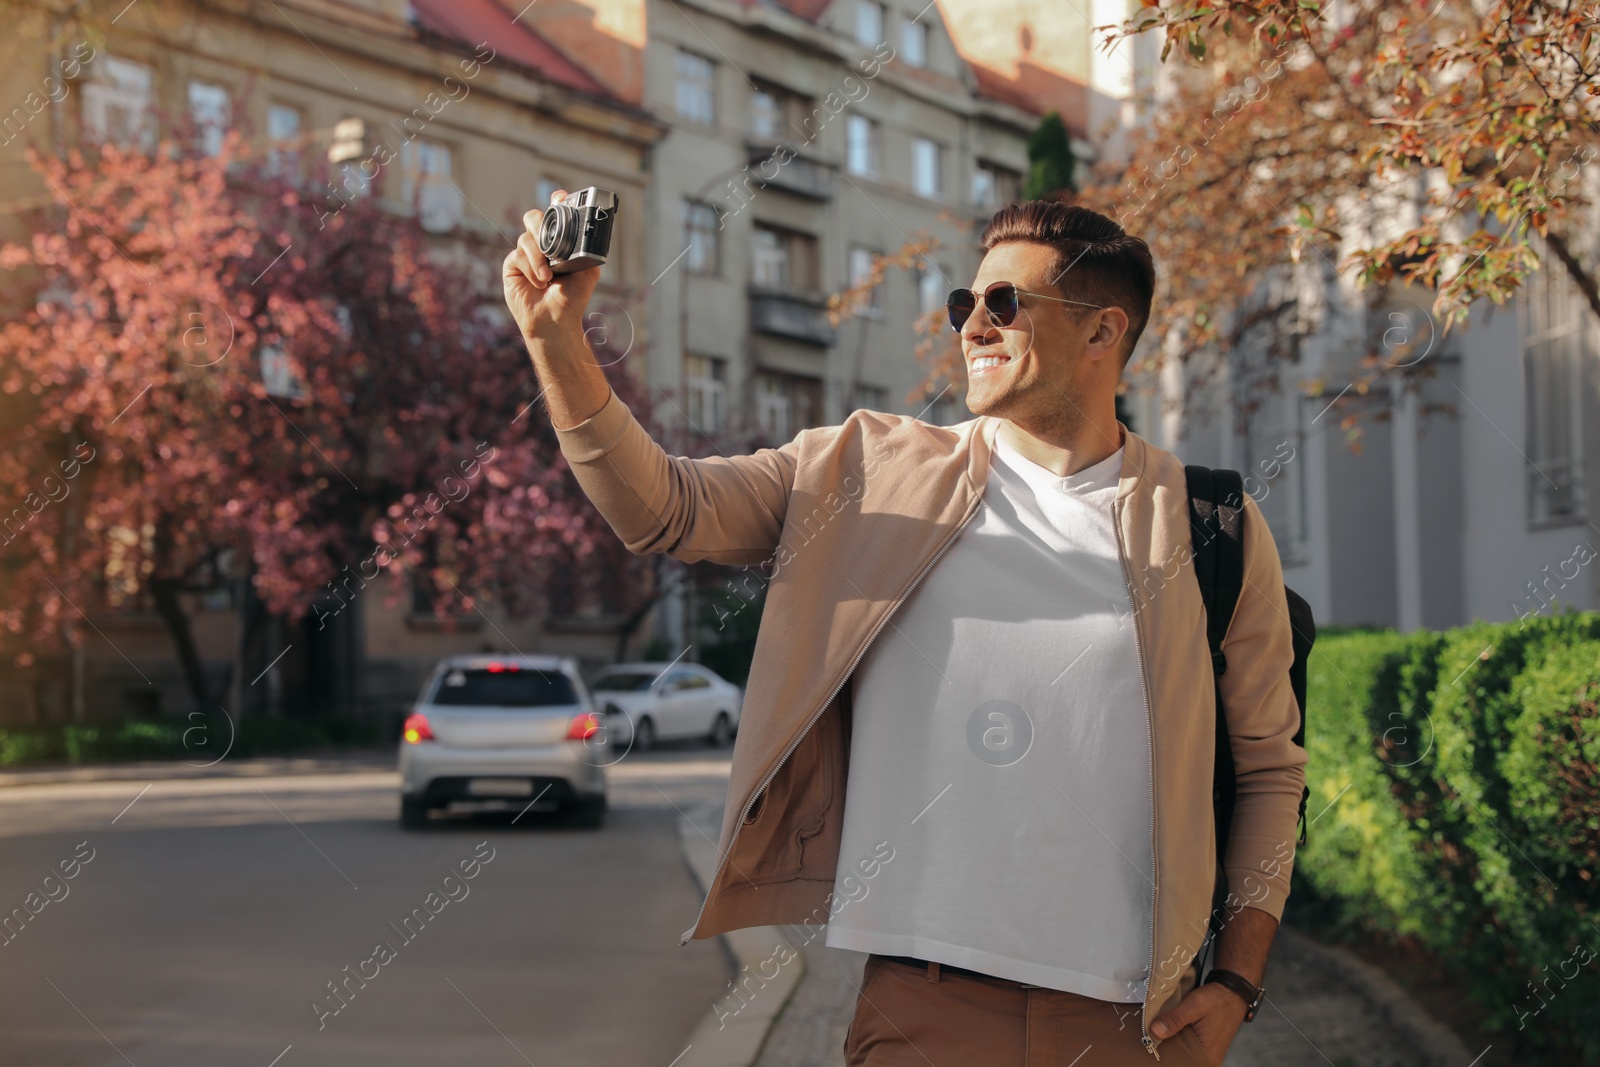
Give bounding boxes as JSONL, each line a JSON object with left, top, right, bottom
{"left": 957, "top": 241, "right": 1112, "bottom": 422}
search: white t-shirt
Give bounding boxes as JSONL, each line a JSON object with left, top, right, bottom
{"left": 824, "top": 431, "right": 1154, "bottom": 1003}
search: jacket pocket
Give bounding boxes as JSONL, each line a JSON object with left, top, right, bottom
{"left": 727, "top": 697, "right": 843, "bottom": 886}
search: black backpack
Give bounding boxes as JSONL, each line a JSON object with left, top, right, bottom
{"left": 1184, "top": 466, "right": 1314, "bottom": 945}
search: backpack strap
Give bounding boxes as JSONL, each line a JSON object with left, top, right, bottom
{"left": 1185, "top": 465, "right": 1246, "bottom": 676}
{"left": 1185, "top": 465, "right": 1246, "bottom": 954}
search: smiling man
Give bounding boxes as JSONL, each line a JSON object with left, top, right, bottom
{"left": 504, "top": 198, "right": 1307, "bottom": 1066}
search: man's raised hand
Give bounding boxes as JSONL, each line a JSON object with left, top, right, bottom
{"left": 502, "top": 188, "right": 602, "bottom": 346}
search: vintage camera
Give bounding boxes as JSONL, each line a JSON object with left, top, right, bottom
{"left": 537, "top": 186, "right": 618, "bottom": 274}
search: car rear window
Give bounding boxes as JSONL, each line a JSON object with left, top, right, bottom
{"left": 591, "top": 671, "right": 658, "bottom": 692}
{"left": 430, "top": 668, "right": 578, "bottom": 707}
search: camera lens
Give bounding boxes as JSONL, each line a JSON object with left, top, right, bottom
{"left": 537, "top": 204, "right": 577, "bottom": 262}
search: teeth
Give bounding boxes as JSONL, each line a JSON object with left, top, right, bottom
{"left": 972, "top": 356, "right": 1008, "bottom": 369}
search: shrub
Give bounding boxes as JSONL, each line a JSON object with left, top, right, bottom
{"left": 1294, "top": 612, "right": 1600, "bottom": 1061}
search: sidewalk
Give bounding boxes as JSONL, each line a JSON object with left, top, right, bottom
{"left": 676, "top": 802, "right": 1478, "bottom": 1067}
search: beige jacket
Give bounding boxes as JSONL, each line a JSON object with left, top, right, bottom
{"left": 555, "top": 390, "right": 1307, "bottom": 1058}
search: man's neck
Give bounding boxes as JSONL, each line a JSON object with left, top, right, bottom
{"left": 997, "top": 415, "right": 1125, "bottom": 478}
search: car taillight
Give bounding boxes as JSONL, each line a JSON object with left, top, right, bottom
{"left": 403, "top": 713, "right": 435, "bottom": 744}
{"left": 566, "top": 712, "right": 601, "bottom": 741}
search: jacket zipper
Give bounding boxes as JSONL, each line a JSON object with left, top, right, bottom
{"left": 1113, "top": 496, "right": 1162, "bottom": 1060}
{"left": 681, "top": 496, "right": 987, "bottom": 946}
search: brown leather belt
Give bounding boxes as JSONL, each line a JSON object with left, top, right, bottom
{"left": 873, "top": 953, "right": 1009, "bottom": 983}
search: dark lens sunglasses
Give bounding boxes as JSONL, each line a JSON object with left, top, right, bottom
{"left": 946, "top": 281, "right": 1105, "bottom": 332}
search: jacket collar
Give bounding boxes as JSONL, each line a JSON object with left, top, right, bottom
{"left": 971, "top": 416, "right": 1147, "bottom": 505}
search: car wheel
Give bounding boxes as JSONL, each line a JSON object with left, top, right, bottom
{"left": 634, "top": 716, "right": 656, "bottom": 752}
{"left": 400, "top": 795, "right": 429, "bottom": 829}
{"left": 565, "top": 795, "right": 606, "bottom": 829}
{"left": 708, "top": 712, "right": 733, "bottom": 748}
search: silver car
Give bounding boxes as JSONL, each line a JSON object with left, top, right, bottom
{"left": 399, "top": 654, "right": 607, "bottom": 829}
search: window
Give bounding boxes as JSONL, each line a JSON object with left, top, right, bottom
{"left": 916, "top": 265, "right": 946, "bottom": 316}
{"left": 592, "top": 670, "right": 658, "bottom": 692}
{"left": 901, "top": 17, "right": 928, "bottom": 66}
{"left": 536, "top": 178, "right": 560, "bottom": 208}
{"left": 852, "top": 384, "right": 889, "bottom": 412}
{"left": 685, "top": 354, "right": 727, "bottom": 432}
{"left": 430, "top": 667, "right": 579, "bottom": 708}
{"left": 756, "top": 375, "right": 790, "bottom": 441}
{"left": 675, "top": 49, "right": 716, "bottom": 125}
{"left": 326, "top": 118, "right": 374, "bottom": 199}
{"left": 752, "top": 226, "right": 789, "bottom": 288}
{"left": 399, "top": 139, "right": 458, "bottom": 231}
{"left": 266, "top": 104, "right": 303, "bottom": 177}
{"left": 83, "top": 55, "right": 155, "bottom": 150}
{"left": 683, "top": 200, "right": 721, "bottom": 275}
{"left": 260, "top": 344, "right": 305, "bottom": 400}
{"left": 187, "top": 82, "right": 230, "bottom": 157}
{"left": 665, "top": 669, "right": 711, "bottom": 691}
{"left": 849, "top": 246, "right": 882, "bottom": 314}
{"left": 751, "top": 225, "right": 819, "bottom": 290}
{"left": 751, "top": 87, "right": 782, "bottom": 140}
{"left": 972, "top": 160, "right": 1022, "bottom": 210}
{"left": 912, "top": 138, "right": 942, "bottom": 198}
{"left": 846, "top": 114, "right": 880, "bottom": 176}
{"left": 856, "top": 0, "right": 885, "bottom": 45}
{"left": 335, "top": 161, "right": 373, "bottom": 199}
{"left": 1522, "top": 250, "right": 1589, "bottom": 524}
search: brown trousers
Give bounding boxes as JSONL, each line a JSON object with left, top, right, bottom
{"left": 843, "top": 955, "right": 1208, "bottom": 1067}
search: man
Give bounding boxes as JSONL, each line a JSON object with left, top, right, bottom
{"left": 503, "top": 198, "right": 1306, "bottom": 1066}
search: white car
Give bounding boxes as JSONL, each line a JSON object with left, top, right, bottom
{"left": 589, "top": 662, "right": 743, "bottom": 751}
{"left": 398, "top": 654, "right": 607, "bottom": 829}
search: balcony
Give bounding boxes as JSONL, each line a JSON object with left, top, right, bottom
{"left": 745, "top": 142, "right": 836, "bottom": 200}
{"left": 749, "top": 286, "right": 835, "bottom": 347}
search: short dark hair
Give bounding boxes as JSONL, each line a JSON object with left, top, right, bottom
{"left": 979, "top": 202, "right": 1156, "bottom": 367}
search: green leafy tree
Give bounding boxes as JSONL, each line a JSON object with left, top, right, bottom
{"left": 1024, "top": 111, "right": 1077, "bottom": 200}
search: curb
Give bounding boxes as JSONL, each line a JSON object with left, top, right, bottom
{"left": 675, "top": 803, "right": 806, "bottom": 1067}
{"left": 1275, "top": 925, "right": 1476, "bottom": 1066}
{"left": 0, "top": 752, "right": 395, "bottom": 789}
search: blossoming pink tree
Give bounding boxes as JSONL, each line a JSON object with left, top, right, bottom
{"left": 0, "top": 137, "right": 652, "bottom": 712}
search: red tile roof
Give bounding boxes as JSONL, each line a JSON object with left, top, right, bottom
{"left": 409, "top": 0, "right": 611, "bottom": 98}
{"left": 767, "top": 0, "right": 835, "bottom": 21}
{"left": 971, "top": 61, "right": 1088, "bottom": 138}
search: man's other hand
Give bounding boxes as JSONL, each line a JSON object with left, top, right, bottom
{"left": 1149, "top": 983, "right": 1248, "bottom": 1066}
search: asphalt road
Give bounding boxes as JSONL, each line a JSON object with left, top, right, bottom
{"left": 0, "top": 748, "right": 735, "bottom": 1067}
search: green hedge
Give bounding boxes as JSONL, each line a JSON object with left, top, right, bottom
{"left": 1295, "top": 612, "right": 1600, "bottom": 1060}
{"left": 0, "top": 714, "right": 393, "bottom": 768}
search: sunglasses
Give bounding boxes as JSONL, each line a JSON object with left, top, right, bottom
{"left": 946, "top": 281, "right": 1105, "bottom": 332}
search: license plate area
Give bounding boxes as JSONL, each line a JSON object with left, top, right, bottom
{"left": 467, "top": 778, "right": 534, "bottom": 797}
